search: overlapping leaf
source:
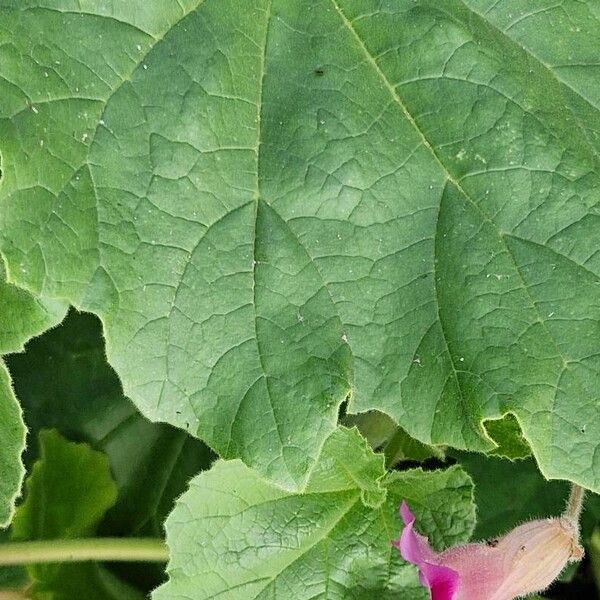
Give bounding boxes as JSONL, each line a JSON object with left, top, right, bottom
{"left": 1, "top": 0, "right": 599, "bottom": 491}
{"left": 154, "top": 427, "right": 475, "bottom": 599}
{"left": 0, "top": 265, "right": 67, "bottom": 526}
{"left": 6, "top": 310, "right": 214, "bottom": 538}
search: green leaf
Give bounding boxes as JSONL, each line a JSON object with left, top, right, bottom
{"left": 460, "top": 0, "right": 600, "bottom": 149}
{"left": 11, "top": 430, "right": 143, "bottom": 600}
{"left": 0, "top": 260, "right": 67, "bottom": 356}
{"left": 484, "top": 414, "right": 532, "bottom": 461}
{"left": 344, "top": 411, "right": 445, "bottom": 466}
{"left": 12, "top": 430, "right": 117, "bottom": 540}
{"left": 0, "top": 364, "right": 24, "bottom": 530}
{"left": 0, "top": 265, "right": 67, "bottom": 527}
{"left": 383, "top": 427, "right": 446, "bottom": 467}
{"left": 1, "top": 0, "right": 600, "bottom": 491}
{"left": 154, "top": 427, "right": 475, "bottom": 599}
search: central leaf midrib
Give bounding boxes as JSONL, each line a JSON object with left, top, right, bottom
{"left": 249, "top": 0, "right": 295, "bottom": 485}
{"left": 432, "top": 185, "right": 487, "bottom": 443}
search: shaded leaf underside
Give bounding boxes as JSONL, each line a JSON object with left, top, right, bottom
{"left": 6, "top": 310, "right": 215, "bottom": 539}
{"left": 1, "top": 0, "right": 599, "bottom": 490}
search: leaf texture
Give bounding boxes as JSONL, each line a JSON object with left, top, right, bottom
{"left": 1, "top": 0, "right": 599, "bottom": 490}
{"left": 154, "top": 427, "right": 475, "bottom": 599}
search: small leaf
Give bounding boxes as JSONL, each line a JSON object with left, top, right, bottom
{"left": 11, "top": 430, "right": 142, "bottom": 600}
{"left": 12, "top": 430, "right": 117, "bottom": 540}
{"left": 484, "top": 414, "right": 532, "bottom": 461}
{"left": 154, "top": 427, "right": 475, "bottom": 599}
{"left": 306, "top": 426, "right": 387, "bottom": 508}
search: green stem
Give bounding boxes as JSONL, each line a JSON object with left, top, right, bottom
{"left": 564, "top": 483, "right": 586, "bottom": 524}
{"left": 0, "top": 538, "right": 168, "bottom": 566}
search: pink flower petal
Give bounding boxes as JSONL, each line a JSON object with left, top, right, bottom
{"left": 421, "top": 562, "right": 460, "bottom": 600}
{"left": 394, "top": 501, "right": 583, "bottom": 600}
{"left": 394, "top": 502, "right": 459, "bottom": 600}
{"left": 395, "top": 501, "right": 436, "bottom": 564}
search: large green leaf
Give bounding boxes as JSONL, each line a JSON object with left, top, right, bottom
{"left": 1, "top": 0, "right": 599, "bottom": 491}
{"left": 11, "top": 429, "right": 143, "bottom": 600}
{"left": 0, "top": 265, "right": 67, "bottom": 527}
{"left": 154, "top": 427, "right": 475, "bottom": 599}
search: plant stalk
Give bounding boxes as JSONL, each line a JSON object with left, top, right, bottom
{"left": 0, "top": 538, "right": 168, "bottom": 566}
{"left": 564, "top": 483, "right": 586, "bottom": 524}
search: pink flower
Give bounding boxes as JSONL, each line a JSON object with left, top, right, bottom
{"left": 394, "top": 502, "right": 583, "bottom": 600}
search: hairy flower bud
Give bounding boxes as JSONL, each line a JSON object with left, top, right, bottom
{"left": 394, "top": 502, "right": 583, "bottom": 600}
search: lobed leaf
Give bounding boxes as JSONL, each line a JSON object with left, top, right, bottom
{"left": 154, "top": 427, "right": 475, "bottom": 599}
{"left": 1, "top": 0, "right": 599, "bottom": 492}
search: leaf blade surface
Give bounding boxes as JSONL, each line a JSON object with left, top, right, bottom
{"left": 1, "top": 0, "right": 600, "bottom": 490}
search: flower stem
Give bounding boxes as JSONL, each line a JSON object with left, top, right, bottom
{"left": 564, "top": 483, "right": 586, "bottom": 524}
{"left": 0, "top": 538, "right": 168, "bottom": 566}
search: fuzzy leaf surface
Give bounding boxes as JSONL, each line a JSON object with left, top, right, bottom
{"left": 0, "top": 267, "right": 67, "bottom": 527}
